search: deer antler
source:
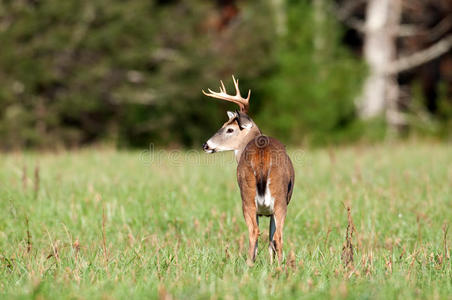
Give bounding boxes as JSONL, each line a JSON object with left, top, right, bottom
{"left": 202, "top": 75, "right": 251, "bottom": 113}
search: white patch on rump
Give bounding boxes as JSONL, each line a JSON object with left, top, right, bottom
{"left": 255, "top": 179, "right": 274, "bottom": 216}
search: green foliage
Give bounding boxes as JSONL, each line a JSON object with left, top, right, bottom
{"left": 408, "top": 80, "right": 452, "bottom": 141}
{"left": 0, "top": 144, "right": 451, "bottom": 298}
{"left": 437, "top": 81, "right": 452, "bottom": 140}
{"left": 257, "top": 0, "right": 367, "bottom": 145}
{"left": 0, "top": 0, "right": 277, "bottom": 149}
{"left": 0, "top": 0, "right": 366, "bottom": 149}
{"left": 0, "top": 0, "right": 448, "bottom": 149}
{"left": 0, "top": 0, "right": 160, "bottom": 148}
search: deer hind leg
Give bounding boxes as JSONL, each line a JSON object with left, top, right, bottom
{"left": 244, "top": 210, "right": 259, "bottom": 263}
{"left": 273, "top": 208, "right": 287, "bottom": 265}
{"left": 269, "top": 215, "right": 276, "bottom": 264}
{"left": 255, "top": 215, "right": 260, "bottom": 258}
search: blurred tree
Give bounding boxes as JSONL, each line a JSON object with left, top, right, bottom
{"left": 257, "top": 0, "right": 366, "bottom": 145}
{"left": 5, "top": 0, "right": 443, "bottom": 149}
{"left": 357, "top": 0, "right": 401, "bottom": 121}
{"left": 0, "top": 0, "right": 277, "bottom": 149}
{"left": 335, "top": 0, "right": 452, "bottom": 136}
{"left": 0, "top": 0, "right": 160, "bottom": 148}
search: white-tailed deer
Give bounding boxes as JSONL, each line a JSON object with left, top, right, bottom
{"left": 202, "top": 76, "right": 295, "bottom": 264}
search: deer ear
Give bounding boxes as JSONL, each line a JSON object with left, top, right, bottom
{"left": 227, "top": 111, "right": 236, "bottom": 120}
{"left": 240, "top": 120, "right": 252, "bottom": 129}
{"left": 237, "top": 113, "right": 253, "bottom": 130}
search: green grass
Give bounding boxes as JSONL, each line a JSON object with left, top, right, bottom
{"left": 0, "top": 142, "right": 451, "bottom": 299}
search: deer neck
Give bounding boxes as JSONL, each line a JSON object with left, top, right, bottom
{"left": 234, "top": 125, "right": 261, "bottom": 163}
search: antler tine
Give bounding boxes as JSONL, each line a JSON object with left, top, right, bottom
{"left": 232, "top": 75, "right": 251, "bottom": 101}
{"left": 202, "top": 75, "right": 250, "bottom": 113}
{"left": 232, "top": 75, "right": 240, "bottom": 96}
{"left": 220, "top": 80, "right": 226, "bottom": 93}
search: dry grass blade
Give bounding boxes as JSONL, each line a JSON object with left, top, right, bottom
{"left": 324, "top": 226, "right": 332, "bottom": 248}
{"left": 417, "top": 214, "right": 422, "bottom": 244}
{"left": 341, "top": 205, "right": 355, "bottom": 269}
{"left": 286, "top": 250, "right": 296, "bottom": 271}
{"left": 46, "top": 242, "right": 59, "bottom": 260}
{"left": 73, "top": 238, "right": 80, "bottom": 261}
{"left": 34, "top": 165, "right": 40, "bottom": 200}
{"left": 102, "top": 207, "right": 109, "bottom": 270}
{"left": 443, "top": 223, "right": 449, "bottom": 261}
{"left": 224, "top": 244, "right": 230, "bottom": 259}
{"left": 385, "top": 256, "right": 393, "bottom": 274}
{"left": 25, "top": 217, "right": 32, "bottom": 254}
{"left": 1, "top": 255, "right": 14, "bottom": 271}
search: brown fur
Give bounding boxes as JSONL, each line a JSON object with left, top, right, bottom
{"left": 237, "top": 136, "right": 294, "bottom": 263}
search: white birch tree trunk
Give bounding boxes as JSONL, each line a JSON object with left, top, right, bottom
{"left": 358, "top": 0, "right": 401, "bottom": 120}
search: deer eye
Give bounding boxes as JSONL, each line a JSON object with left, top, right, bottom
{"left": 226, "top": 128, "right": 234, "bottom": 133}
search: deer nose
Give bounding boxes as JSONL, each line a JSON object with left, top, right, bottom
{"left": 202, "top": 143, "right": 209, "bottom": 151}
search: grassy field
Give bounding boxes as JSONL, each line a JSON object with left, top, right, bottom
{"left": 0, "top": 142, "right": 451, "bottom": 299}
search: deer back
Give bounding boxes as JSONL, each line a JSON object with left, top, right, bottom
{"left": 237, "top": 136, "right": 295, "bottom": 215}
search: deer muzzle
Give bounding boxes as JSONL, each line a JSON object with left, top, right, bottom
{"left": 202, "top": 142, "right": 215, "bottom": 153}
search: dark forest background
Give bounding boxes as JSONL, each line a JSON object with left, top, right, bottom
{"left": 0, "top": 0, "right": 450, "bottom": 150}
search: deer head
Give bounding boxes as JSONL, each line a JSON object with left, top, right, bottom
{"left": 202, "top": 76, "right": 261, "bottom": 157}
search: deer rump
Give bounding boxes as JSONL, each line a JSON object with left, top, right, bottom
{"left": 238, "top": 136, "right": 294, "bottom": 217}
